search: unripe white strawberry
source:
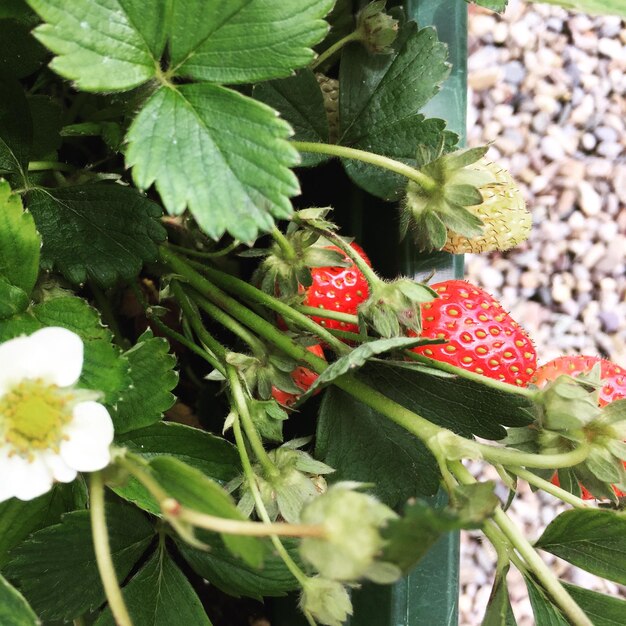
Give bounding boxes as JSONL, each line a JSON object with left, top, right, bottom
{"left": 443, "top": 159, "right": 530, "bottom": 253}
{"left": 315, "top": 73, "right": 339, "bottom": 143}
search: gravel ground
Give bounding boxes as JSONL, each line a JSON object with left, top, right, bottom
{"left": 461, "top": 2, "right": 626, "bottom": 624}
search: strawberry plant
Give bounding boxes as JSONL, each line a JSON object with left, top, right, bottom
{"left": 0, "top": 2, "right": 625, "bottom": 626}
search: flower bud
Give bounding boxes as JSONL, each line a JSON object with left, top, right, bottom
{"left": 300, "top": 484, "right": 397, "bottom": 581}
{"left": 356, "top": 1, "right": 399, "bottom": 54}
{"left": 300, "top": 577, "right": 352, "bottom": 626}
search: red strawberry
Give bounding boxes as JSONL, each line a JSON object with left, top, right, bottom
{"left": 303, "top": 243, "right": 371, "bottom": 335}
{"left": 411, "top": 280, "right": 537, "bottom": 386}
{"left": 533, "top": 355, "right": 626, "bottom": 500}
{"left": 272, "top": 344, "right": 325, "bottom": 407}
{"left": 532, "top": 355, "right": 626, "bottom": 407}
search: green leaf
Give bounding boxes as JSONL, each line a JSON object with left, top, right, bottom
{"left": 28, "top": 95, "right": 62, "bottom": 159}
{"left": 534, "top": 509, "right": 626, "bottom": 585}
{"left": 120, "top": 456, "right": 264, "bottom": 567}
{"left": 26, "top": 184, "right": 165, "bottom": 286}
{"left": 0, "top": 575, "right": 38, "bottom": 626}
{"left": 115, "top": 422, "right": 241, "bottom": 482}
{"left": 381, "top": 499, "right": 465, "bottom": 572}
{"left": 0, "top": 17, "right": 47, "bottom": 78}
{"left": 316, "top": 386, "right": 440, "bottom": 507}
{"left": 168, "top": 0, "right": 333, "bottom": 83}
{"left": 111, "top": 331, "right": 178, "bottom": 433}
{"left": 94, "top": 543, "right": 212, "bottom": 626}
{"left": 524, "top": 576, "right": 568, "bottom": 626}
{"left": 0, "top": 1, "right": 36, "bottom": 20}
{"left": 481, "top": 566, "right": 518, "bottom": 626}
{"left": 126, "top": 83, "right": 300, "bottom": 242}
{"left": 0, "top": 180, "right": 40, "bottom": 296}
{"left": 304, "top": 336, "right": 437, "bottom": 398}
{"left": 27, "top": 0, "right": 162, "bottom": 91}
{"left": 4, "top": 502, "right": 154, "bottom": 621}
{"left": 0, "top": 77, "right": 31, "bottom": 177}
{"left": 0, "top": 482, "right": 87, "bottom": 568}
{"left": 453, "top": 482, "right": 499, "bottom": 526}
{"left": 473, "top": 0, "right": 508, "bottom": 12}
{"left": 339, "top": 22, "right": 456, "bottom": 200}
{"left": 177, "top": 536, "right": 299, "bottom": 599}
{"left": 536, "top": 0, "right": 626, "bottom": 17}
{"left": 0, "top": 278, "right": 29, "bottom": 319}
{"left": 562, "top": 582, "right": 626, "bottom": 626}
{"left": 362, "top": 362, "right": 535, "bottom": 439}
{"left": 253, "top": 69, "right": 330, "bottom": 167}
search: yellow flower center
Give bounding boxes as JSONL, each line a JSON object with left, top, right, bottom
{"left": 0, "top": 379, "right": 73, "bottom": 455}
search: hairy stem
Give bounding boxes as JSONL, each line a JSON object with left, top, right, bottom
{"left": 89, "top": 472, "right": 133, "bottom": 626}
{"left": 476, "top": 440, "right": 590, "bottom": 470}
{"left": 161, "top": 246, "right": 347, "bottom": 354}
{"left": 405, "top": 350, "right": 540, "bottom": 400}
{"left": 168, "top": 241, "right": 239, "bottom": 259}
{"left": 271, "top": 226, "right": 297, "bottom": 261}
{"left": 452, "top": 462, "right": 593, "bottom": 626}
{"left": 294, "top": 304, "right": 359, "bottom": 325}
{"left": 28, "top": 160, "right": 75, "bottom": 172}
{"left": 291, "top": 141, "right": 437, "bottom": 192}
{"left": 227, "top": 365, "right": 279, "bottom": 480}
{"left": 192, "top": 289, "right": 267, "bottom": 357}
{"left": 508, "top": 466, "right": 589, "bottom": 509}
{"left": 311, "top": 31, "right": 361, "bottom": 69}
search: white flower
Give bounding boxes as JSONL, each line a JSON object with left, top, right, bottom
{"left": 0, "top": 327, "right": 114, "bottom": 503}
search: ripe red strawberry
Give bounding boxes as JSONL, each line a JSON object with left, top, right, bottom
{"left": 410, "top": 280, "right": 537, "bottom": 386}
{"left": 532, "top": 355, "right": 626, "bottom": 407}
{"left": 533, "top": 355, "right": 626, "bottom": 500}
{"left": 272, "top": 344, "right": 325, "bottom": 407}
{"left": 303, "top": 243, "right": 371, "bottom": 335}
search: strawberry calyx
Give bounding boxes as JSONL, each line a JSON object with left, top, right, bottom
{"left": 401, "top": 145, "right": 525, "bottom": 252}
{"left": 358, "top": 277, "right": 437, "bottom": 338}
{"left": 528, "top": 356, "right": 626, "bottom": 502}
{"left": 271, "top": 344, "right": 326, "bottom": 408}
{"left": 254, "top": 209, "right": 349, "bottom": 299}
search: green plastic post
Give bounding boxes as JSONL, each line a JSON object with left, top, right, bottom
{"left": 269, "top": 1, "right": 466, "bottom": 624}
{"left": 351, "top": 0, "right": 467, "bottom": 623}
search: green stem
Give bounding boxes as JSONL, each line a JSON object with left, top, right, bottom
{"left": 170, "top": 281, "right": 227, "bottom": 362}
{"left": 151, "top": 312, "right": 226, "bottom": 376}
{"left": 404, "top": 351, "right": 540, "bottom": 400}
{"left": 271, "top": 226, "right": 297, "bottom": 261}
{"left": 311, "top": 31, "right": 361, "bottom": 69}
{"left": 168, "top": 241, "right": 239, "bottom": 259}
{"left": 227, "top": 366, "right": 279, "bottom": 480}
{"left": 131, "top": 280, "right": 226, "bottom": 375}
{"left": 28, "top": 160, "right": 75, "bottom": 172}
{"left": 89, "top": 472, "right": 134, "bottom": 626}
{"left": 232, "top": 416, "right": 311, "bottom": 589}
{"left": 508, "top": 466, "right": 589, "bottom": 509}
{"left": 191, "top": 289, "right": 267, "bottom": 357}
{"left": 291, "top": 141, "right": 437, "bottom": 192}
{"left": 476, "top": 440, "right": 590, "bottom": 470}
{"left": 116, "top": 452, "right": 323, "bottom": 538}
{"left": 452, "top": 462, "right": 593, "bottom": 626}
{"left": 161, "top": 246, "right": 348, "bottom": 354}
{"left": 303, "top": 224, "right": 379, "bottom": 286}
{"left": 294, "top": 304, "right": 359, "bottom": 325}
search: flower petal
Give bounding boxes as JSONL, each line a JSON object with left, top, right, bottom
{"left": 24, "top": 327, "right": 84, "bottom": 387}
{"left": 42, "top": 451, "right": 77, "bottom": 484}
{"left": 60, "top": 401, "right": 113, "bottom": 472}
{"left": 0, "top": 336, "right": 32, "bottom": 395}
{"left": 10, "top": 454, "right": 54, "bottom": 501}
{"left": 0, "top": 448, "right": 18, "bottom": 503}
